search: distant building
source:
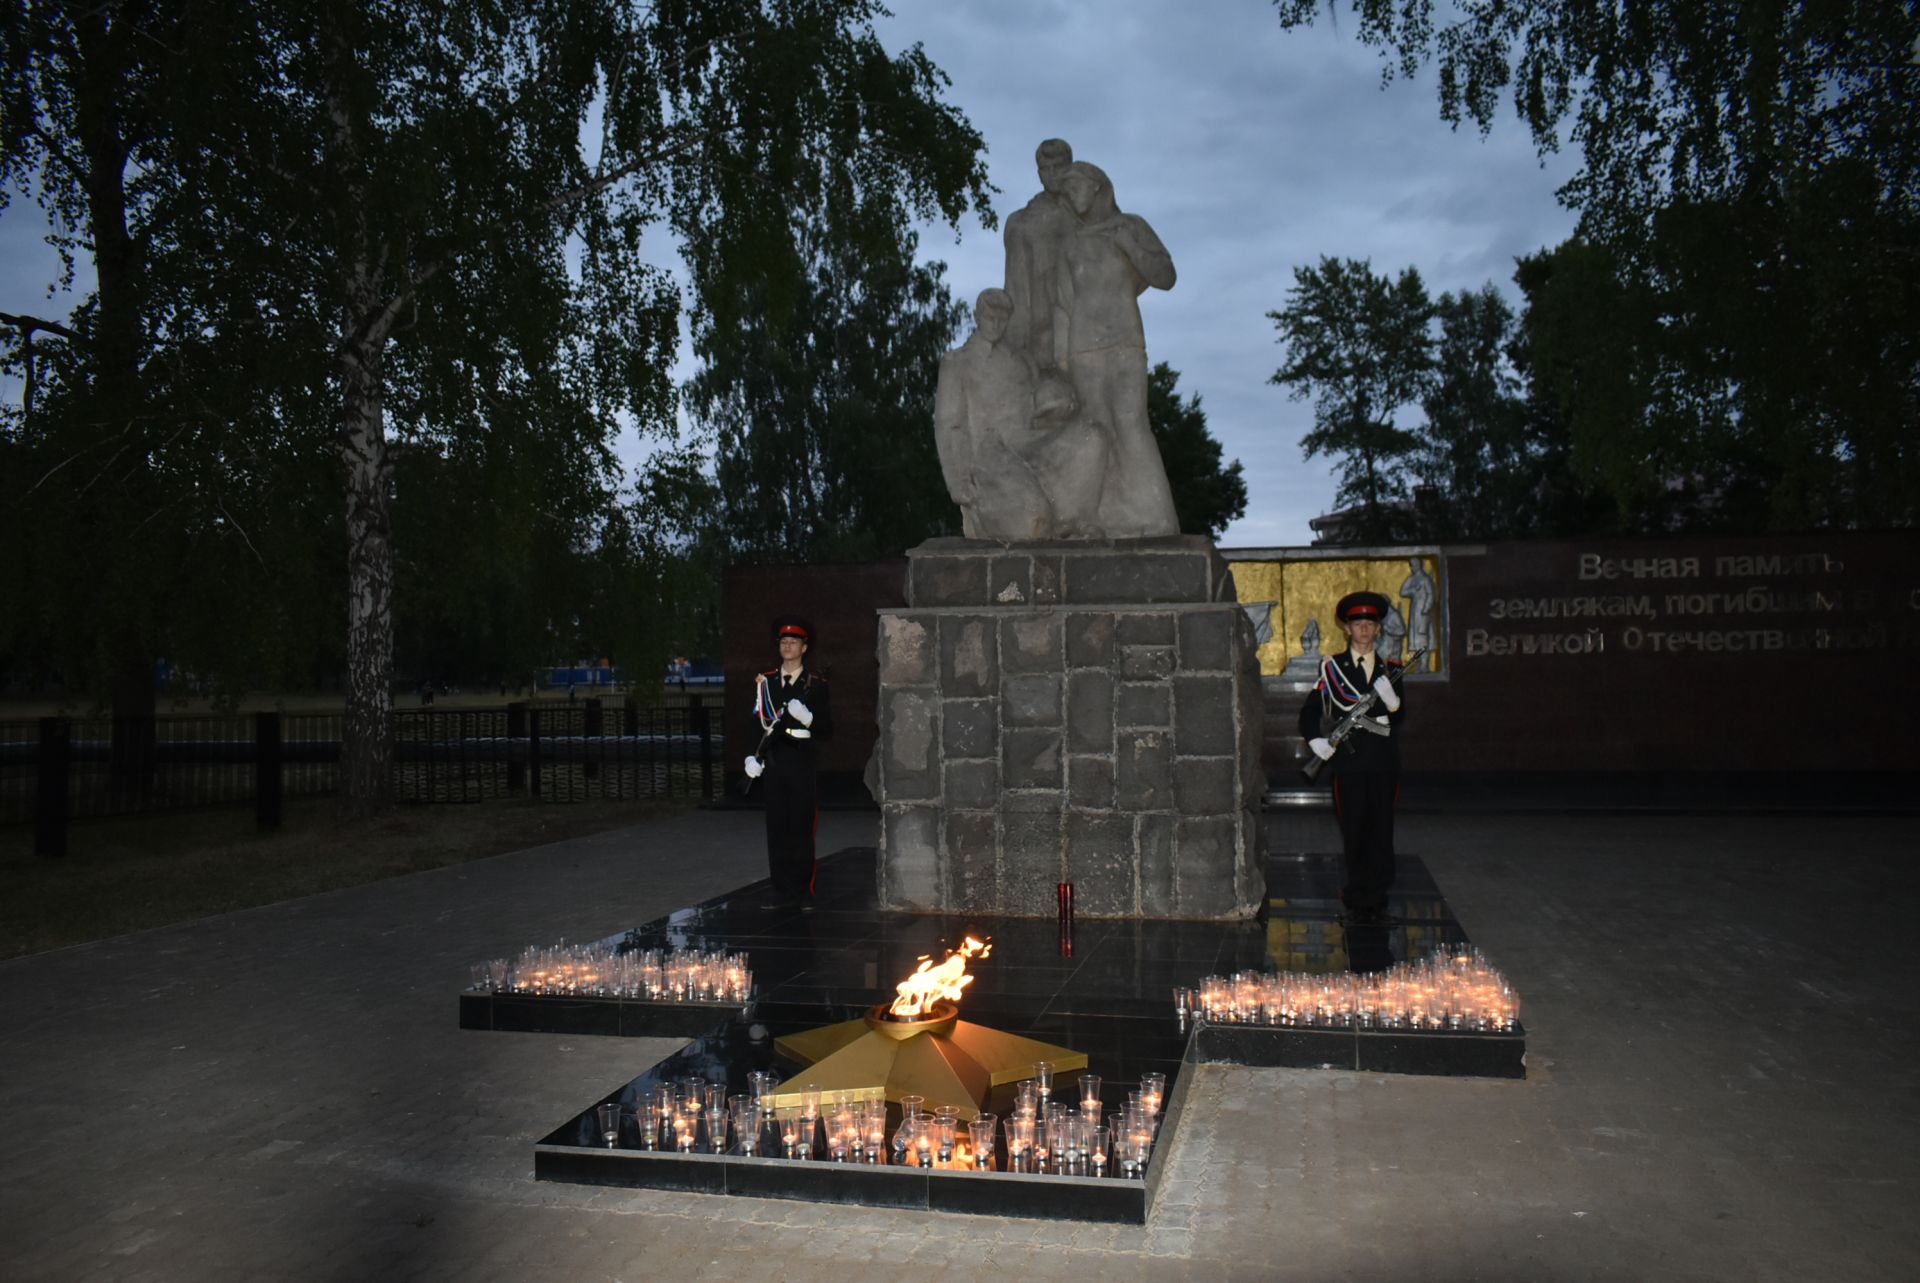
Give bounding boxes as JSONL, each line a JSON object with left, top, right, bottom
{"left": 1307, "top": 488, "right": 1436, "bottom": 546}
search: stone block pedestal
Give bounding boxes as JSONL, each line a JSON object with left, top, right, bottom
{"left": 874, "top": 537, "right": 1264, "bottom": 919}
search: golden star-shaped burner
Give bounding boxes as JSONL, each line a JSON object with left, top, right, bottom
{"left": 770, "top": 1000, "right": 1086, "bottom": 1120}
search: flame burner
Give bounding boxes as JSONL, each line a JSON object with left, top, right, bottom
{"left": 874, "top": 1006, "right": 945, "bottom": 1024}
{"left": 770, "top": 998, "right": 1084, "bottom": 1120}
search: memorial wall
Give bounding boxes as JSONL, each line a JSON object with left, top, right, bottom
{"left": 725, "top": 531, "right": 1920, "bottom": 790}
{"left": 1231, "top": 532, "right": 1920, "bottom": 776}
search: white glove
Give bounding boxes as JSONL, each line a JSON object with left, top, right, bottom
{"left": 1309, "top": 737, "right": 1335, "bottom": 761}
{"left": 786, "top": 698, "right": 813, "bottom": 727}
{"left": 1372, "top": 674, "right": 1401, "bottom": 712}
{"left": 743, "top": 755, "right": 763, "bottom": 779}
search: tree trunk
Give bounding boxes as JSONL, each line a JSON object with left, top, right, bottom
{"left": 325, "top": 8, "right": 395, "bottom": 816}
{"left": 74, "top": 9, "right": 159, "bottom": 776}
{"left": 339, "top": 339, "right": 394, "bottom": 814}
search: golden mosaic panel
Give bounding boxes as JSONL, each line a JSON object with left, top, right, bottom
{"left": 1228, "top": 555, "right": 1445, "bottom": 678}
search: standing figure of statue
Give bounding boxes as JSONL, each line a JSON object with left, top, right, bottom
{"left": 1399, "top": 557, "right": 1438, "bottom": 657}
{"left": 1055, "top": 161, "right": 1180, "bottom": 537}
{"left": 933, "top": 289, "right": 1056, "bottom": 541}
{"left": 1003, "top": 139, "right": 1075, "bottom": 379}
{"left": 1381, "top": 605, "right": 1407, "bottom": 662}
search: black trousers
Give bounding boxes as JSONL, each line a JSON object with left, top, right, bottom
{"left": 762, "top": 755, "right": 818, "bottom": 899}
{"left": 1332, "top": 771, "right": 1397, "bottom": 912}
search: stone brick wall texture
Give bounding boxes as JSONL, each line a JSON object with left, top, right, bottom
{"left": 875, "top": 538, "right": 1264, "bottom": 919}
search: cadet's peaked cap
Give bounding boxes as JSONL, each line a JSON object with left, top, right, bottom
{"left": 1335, "top": 591, "right": 1391, "bottom": 623}
{"left": 772, "top": 615, "right": 814, "bottom": 644}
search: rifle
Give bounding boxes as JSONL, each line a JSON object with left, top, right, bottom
{"left": 1300, "top": 648, "right": 1427, "bottom": 783}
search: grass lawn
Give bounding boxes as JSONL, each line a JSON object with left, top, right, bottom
{"left": 0, "top": 796, "right": 681, "bottom": 958}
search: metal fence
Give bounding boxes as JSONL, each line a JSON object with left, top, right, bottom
{"left": 2, "top": 697, "right": 722, "bottom": 855}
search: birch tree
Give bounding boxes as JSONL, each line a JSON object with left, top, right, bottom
{"left": 1269, "top": 256, "right": 1434, "bottom": 542}
{"left": 6, "top": 0, "right": 991, "bottom": 814}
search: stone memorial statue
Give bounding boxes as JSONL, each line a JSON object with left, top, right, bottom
{"left": 933, "top": 289, "right": 1054, "bottom": 541}
{"left": 932, "top": 139, "right": 1182, "bottom": 541}
{"left": 887, "top": 143, "right": 1264, "bottom": 921}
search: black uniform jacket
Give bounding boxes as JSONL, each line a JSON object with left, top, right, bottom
{"left": 758, "top": 666, "right": 833, "bottom": 761}
{"left": 1297, "top": 650, "right": 1405, "bottom": 774}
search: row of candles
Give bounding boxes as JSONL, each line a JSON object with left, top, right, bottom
{"left": 1176, "top": 946, "right": 1521, "bottom": 1032}
{"left": 591, "top": 1062, "right": 1168, "bottom": 1179}
{"left": 470, "top": 942, "right": 751, "bottom": 1004}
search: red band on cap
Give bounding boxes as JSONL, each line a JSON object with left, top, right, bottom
{"left": 1344, "top": 605, "right": 1383, "bottom": 620}
{"left": 777, "top": 624, "right": 809, "bottom": 639}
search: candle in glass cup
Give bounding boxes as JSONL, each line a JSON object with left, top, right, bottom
{"left": 729, "top": 1097, "right": 757, "bottom": 1156}
{"left": 968, "top": 1114, "right": 997, "bottom": 1171}
{"left": 891, "top": 1113, "right": 914, "bottom": 1166}
{"left": 933, "top": 1106, "right": 959, "bottom": 1165}
{"left": 1009, "top": 1114, "right": 1035, "bottom": 1173}
{"left": 1140, "top": 1072, "right": 1166, "bottom": 1116}
{"left": 595, "top": 1102, "right": 621, "bottom": 1149}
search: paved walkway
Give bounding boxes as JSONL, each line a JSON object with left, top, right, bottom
{"left": 2, "top": 808, "right": 1915, "bottom": 1282}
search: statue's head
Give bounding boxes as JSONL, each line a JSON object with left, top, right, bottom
{"left": 973, "top": 287, "right": 1013, "bottom": 340}
{"left": 1035, "top": 138, "right": 1073, "bottom": 192}
{"left": 1060, "top": 161, "right": 1113, "bottom": 218}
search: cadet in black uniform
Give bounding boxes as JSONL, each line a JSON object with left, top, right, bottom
{"left": 743, "top": 617, "right": 832, "bottom": 906}
{"left": 1298, "top": 591, "right": 1407, "bottom": 924}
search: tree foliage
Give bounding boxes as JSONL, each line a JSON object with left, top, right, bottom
{"left": 1269, "top": 256, "right": 1432, "bottom": 542}
{"left": 1272, "top": 0, "right": 1920, "bottom": 530}
{"left": 1413, "top": 285, "right": 1527, "bottom": 539}
{"left": 688, "top": 204, "right": 968, "bottom": 564}
{"left": 1269, "top": 257, "right": 1618, "bottom": 544}
{"left": 2, "top": 1, "right": 205, "bottom": 715}
{"left": 2, "top": 0, "right": 993, "bottom": 811}
{"left": 1412, "top": 281, "right": 1611, "bottom": 541}
{"left": 1146, "top": 361, "right": 1247, "bottom": 540}
{"left": 1272, "top": 0, "right": 1919, "bottom": 245}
